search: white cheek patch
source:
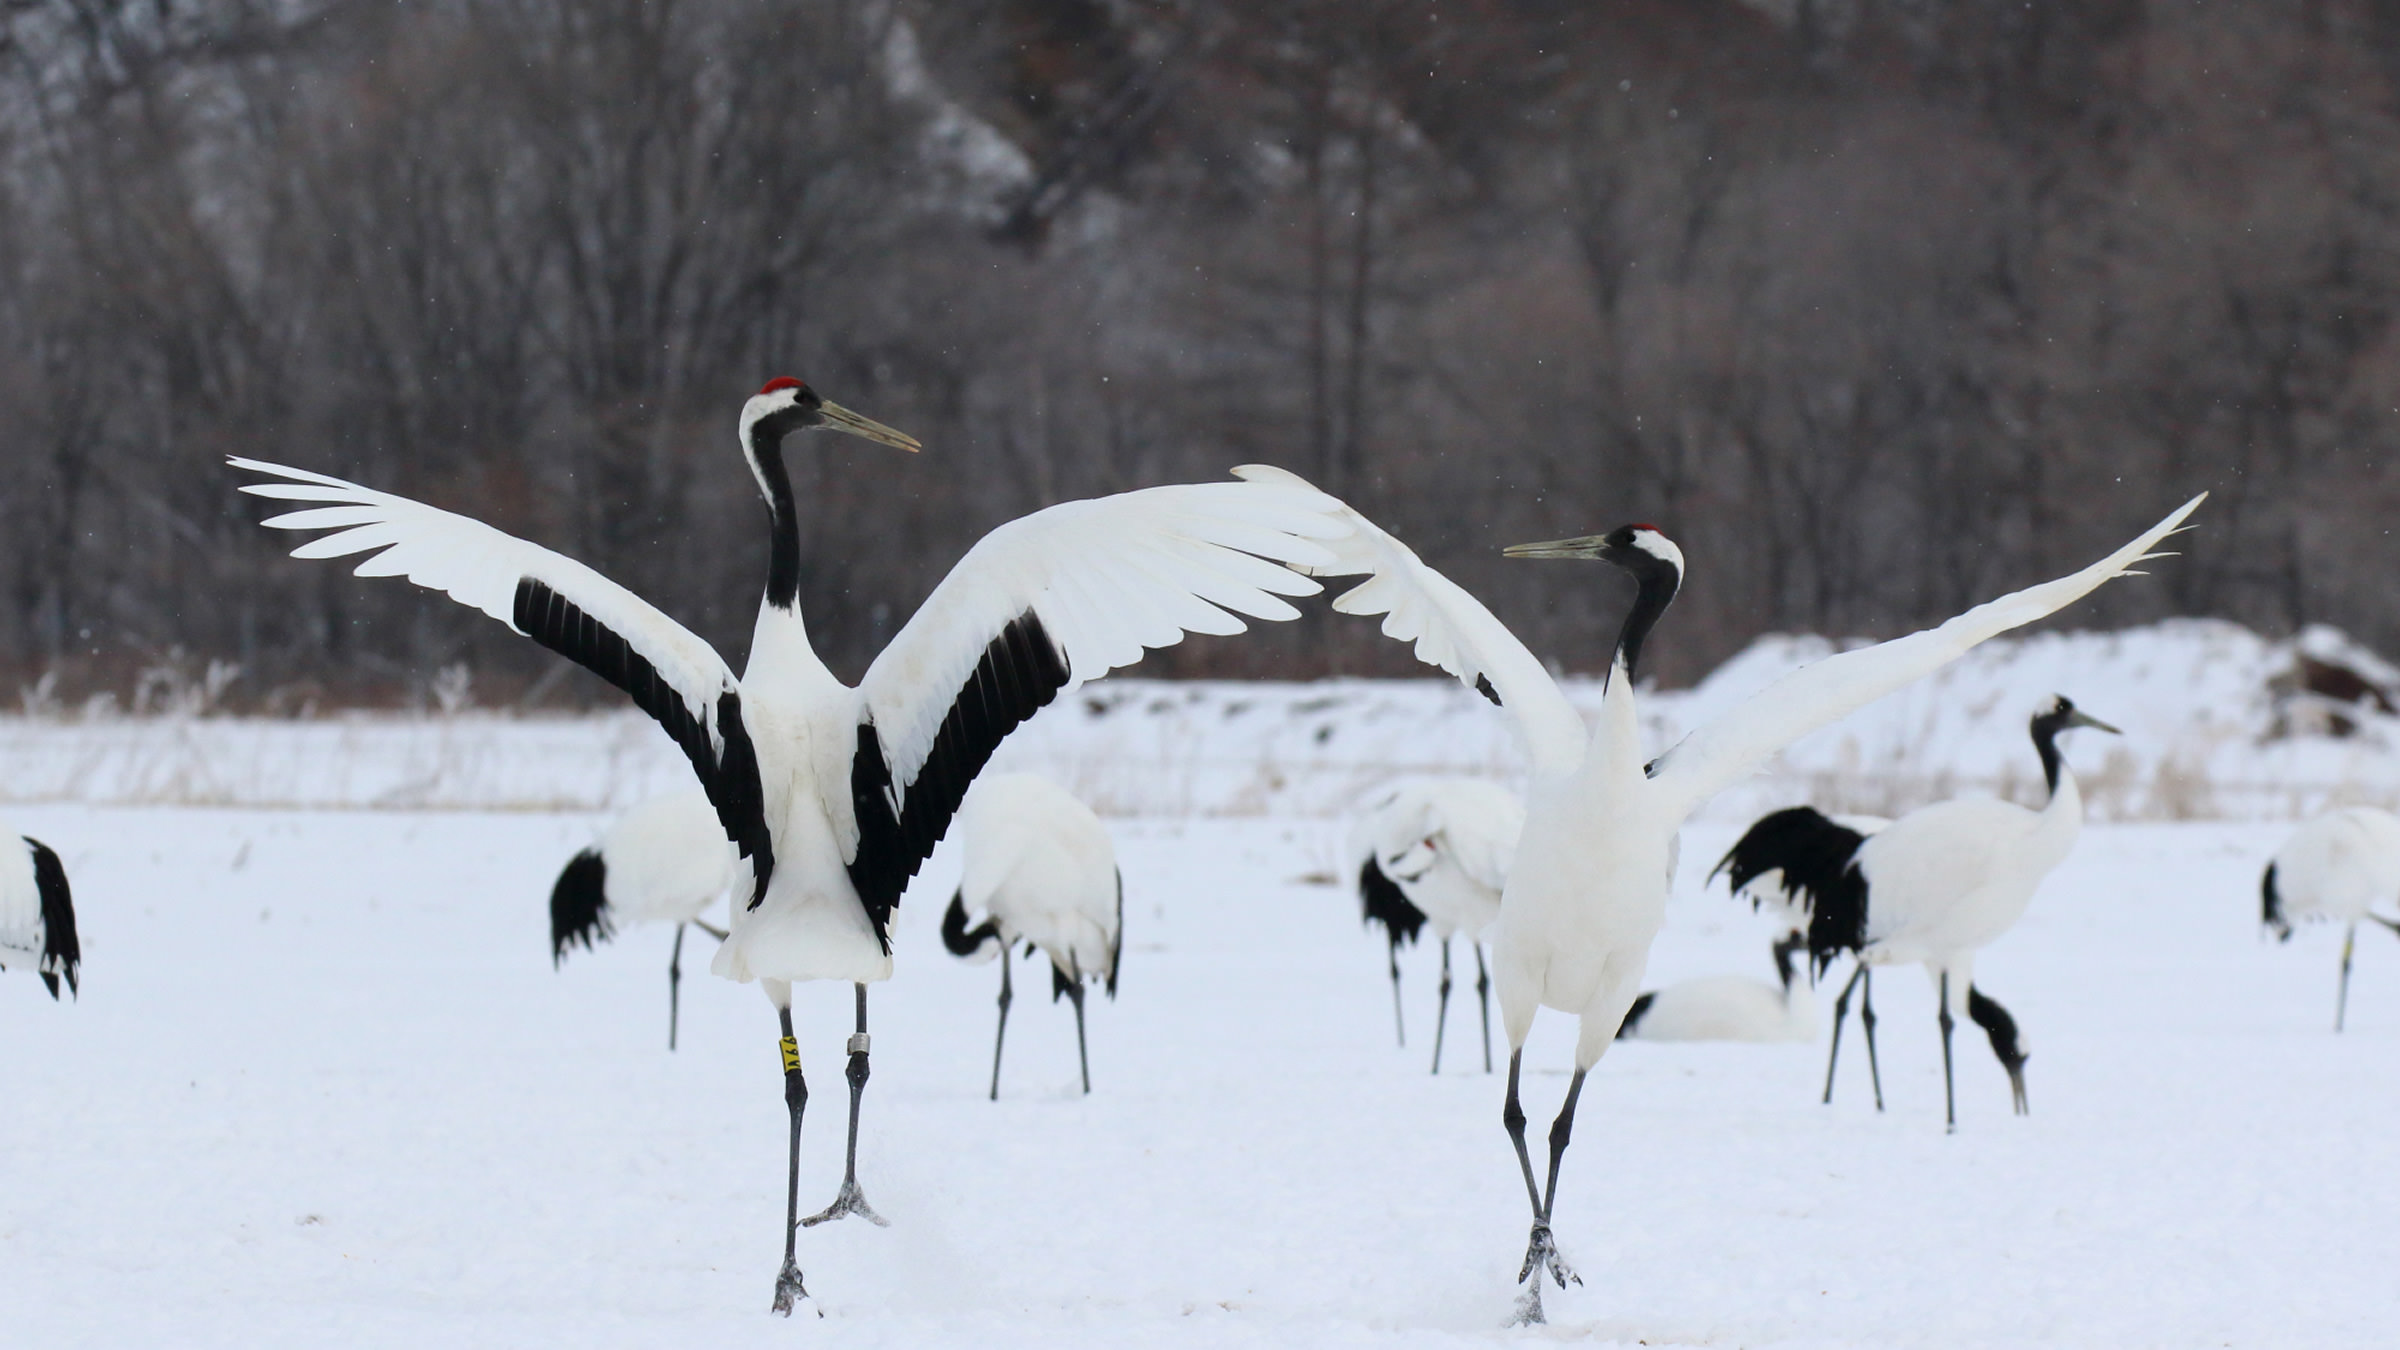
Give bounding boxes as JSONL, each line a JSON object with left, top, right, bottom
{"left": 1630, "top": 530, "right": 1685, "bottom": 573}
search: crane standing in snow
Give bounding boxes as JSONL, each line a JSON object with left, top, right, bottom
{"left": 1250, "top": 459, "right": 2200, "bottom": 1323}
{"left": 1349, "top": 777, "right": 1522, "bottom": 1073}
{"left": 235, "top": 378, "right": 1347, "bottom": 1315}
{"left": 0, "top": 819, "right": 77, "bottom": 1001}
{"left": 940, "top": 772, "right": 1122, "bottom": 1099}
{"left": 2261, "top": 806, "right": 2400, "bottom": 1031}
{"left": 1713, "top": 696, "right": 2119, "bottom": 1130}
{"left": 550, "top": 790, "right": 738, "bottom": 1051}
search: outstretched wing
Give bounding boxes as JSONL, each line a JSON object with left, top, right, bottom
{"left": 843, "top": 469, "right": 1348, "bottom": 946}
{"left": 1649, "top": 493, "right": 2206, "bottom": 820}
{"left": 1235, "top": 467, "right": 1586, "bottom": 778}
{"left": 232, "top": 458, "right": 775, "bottom": 904}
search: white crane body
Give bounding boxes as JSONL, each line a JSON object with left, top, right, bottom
{"left": 955, "top": 773, "right": 1120, "bottom": 984}
{"left": 2262, "top": 806, "right": 2400, "bottom": 1030}
{"left": 238, "top": 379, "right": 1346, "bottom": 1315}
{"left": 1249, "top": 456, "right": 2202, "bottom": 1323}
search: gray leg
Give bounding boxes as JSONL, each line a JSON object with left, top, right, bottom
{"left": 802, "top": 984, "right": 888, "bottom": 1228}
{"left": 1431, "top": 937, "right": 1454, "bottom": 1075}
{"left": 1939, "top": 971, "right": 1959, "bottom": 1134}
{"left": 1389, "top": 942, "right": 1406, "bottom": 1047}
{"left": 770, "top": 1006, "right": 812, "bottom": 1316}
{"left": 1068, "top": 978, "right": 1091, "bottom": 1094}
{"left": 668, "top": 924, "right": 686, "bottom": 1053}
{"left": 2339, "top": 923, "right": 2358, "bottom": 1033}
{"left": 1475, "top": 944, "right": 1494, "bottom": 1074}
{"left": 1822, "top": 963, "right": 1865, "bottom": 1105}
{"left": 1859, "top": 966, "right": 1885, "bottom": 1112}
{"left": 1502, "top": 1049, "right": 1582, "bottom": 1326}
{"left": 989, "top": 953, "right": 1014, "bottom": 1101}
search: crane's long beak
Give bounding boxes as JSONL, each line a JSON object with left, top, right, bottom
{"left": 820, "top": 400, "right": 922, "bottom": 452}
{"left": 2065, "top": 709, "right": 2122, "bottom": 735}
{"left": 1502, "top": 534, "right": 1608, "bottom": 560}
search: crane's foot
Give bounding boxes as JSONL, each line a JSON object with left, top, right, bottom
{"left": 801, "top": 1178, "right": 889, "bottom": 1229}
{"left": 1508, "top": 1221, "right": 1578, "bottom": 1324}
{"left": 770, "top": 1259, "right": 817, "bottom": 1318}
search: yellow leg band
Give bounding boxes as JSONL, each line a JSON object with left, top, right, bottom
{"left": 780, "top": 1035, "right": 801, "bottom": 1074}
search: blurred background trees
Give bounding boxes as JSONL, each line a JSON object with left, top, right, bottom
{"left": 0, "top": 0, "right": 2393, "bottom": 707}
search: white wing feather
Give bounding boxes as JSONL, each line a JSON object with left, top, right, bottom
{"left": 1234, "top": 467, "right": 1586, "bottom": 778}
{"left": 1649, "top": 493, "right": 2207, "bottom": 819}
{"left": 231, "top": 457, "right": 740, "bottom": 741}
{"left": 858, "top": 471, "right": 1347, "bottom": 799}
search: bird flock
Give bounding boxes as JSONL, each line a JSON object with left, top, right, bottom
{"left": 8, "top": 374, "right": 2387, "bottom": 1328}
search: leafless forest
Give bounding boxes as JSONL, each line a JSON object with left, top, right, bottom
{"left": 0, "top": 0, "right": 2391, "bottom": 710}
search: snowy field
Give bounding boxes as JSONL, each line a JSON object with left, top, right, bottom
{"left": 6, "top": 805, "right": 2394, "bottom": 1348}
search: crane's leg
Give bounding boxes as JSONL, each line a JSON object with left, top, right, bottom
{"left": 1938, "top": 971, "right": 1959, "bottom": 1134}
{"left": 1502, "top": 1048, "right": 1581, "bottom": 1326}
{"left": 1858, "top": 966, "right": 1885, "bottom": 1113}
{"left": 668, "top": 924, "right": 687, "bottom": 1053}
{"left": 1822, "top": 963, "right": 1865, "bottom": 1105}
{"left": 1068, "top": 977, "right": 1091, "bottom": 1095}
{"left": 988, "top": 953, "right": 1014, "bottom": 1101}
{"left": 2338, "top": 923, "right": 2358, "bottom": 1033}
{"left": 1476, "top": 944, "right": 1494, "bottom": 1074}
{"left": 1431, "top": 936, "right": 1454, "bottom": 1075}
{"left": 694, "top": 918, "right": 729, "bottom": 941}
{"left": 770, "top": 999, "right": 813, "bottom": 1316}
{"left": 1389, "top": 940, "right": 1406, "bottom": 1047}
{"left": 803, "top": 984, "right": 888, "bottom": 1229}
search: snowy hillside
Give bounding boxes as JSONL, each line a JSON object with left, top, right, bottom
{"left": 2, "top": 620, "right": 2397, "bottom": 820}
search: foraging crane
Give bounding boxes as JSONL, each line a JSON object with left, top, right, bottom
{"left": 939, "top": 772, "right": 1121, "bottom": 1099}
{"left": 1613, "top": 974, "right": 1815, "bottom": 1043}
{"left": 1348, "top": 777, "right": 1522, "bottom": 1073}
{"left": 0, "top": 821, "right": 77, "bottom": 1000}
{"left": 234, "top": 378, "right": 1346, "bottom": 1316}
{"left": 550, "top": 789, "right": 739, "bottom": 1051}
{"left": 2261, "top": 806, "right": 2400, "bottom": 1031}
{"left": 1713, "top": 696, "right": 2119, "bottom": 1130}
{"left": 1241, "top": 462, "right": 2200, "bottom": 1323}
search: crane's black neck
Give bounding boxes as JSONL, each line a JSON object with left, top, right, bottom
{"left": 747, "top": 413, "right": 807, "bottom": 612}
{"left": 2029, "top": 706, "right": 2072, "bottom": 798}
{"left": 1610, "top": 556, "right": 1681, "bottom": 685}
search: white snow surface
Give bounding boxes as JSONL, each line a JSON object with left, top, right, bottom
{"left": 2, "top": 619, "right": 2397, "bottom": 821}
{"left": 5, "top": 806, "right": 2395, "bottom": 1347}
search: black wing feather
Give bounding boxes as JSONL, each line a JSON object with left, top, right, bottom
{"left": 514, "top": 578, "right": 775, "bottom": 908}
{"left": 549, "top": 847, "right": 613, "bottom": 966}
{"left": 847, "top": 609, "right": 1073, "bottom": 953}
{"left": 1358, "top": 855, "right": 1428, "bottom": 949}
{"left": 26, "top": 836, "right": 77, "bottom": 999}
{"left": 1712, "top": 805, "right": 1870, "bottom": 977}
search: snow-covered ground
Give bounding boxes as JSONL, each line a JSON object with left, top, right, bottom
{"left": 6, "top": 806, "right": 2393, "bottom": 1347}
{"left": 7, "top": 620, "right": 2400, "bottom": 822}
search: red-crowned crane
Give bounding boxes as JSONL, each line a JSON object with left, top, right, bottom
{"left": 550, "top": 789, "right": 738, "bottom": 1051}
{"left": 2262, "top": 806, "right": 2400, "bottom": 1031}
{"left": 0, "top": 822, "right": 77, "bottom": 1000}
{"left": 1713, "top": 696, "right": 2118, "bottom": 1130}
{"left": 1348, "top": 777, "right": 1521, "bottom": 1073}
{"left": 939, "top": 772, "right": 1121, "bottom": 1100}
{"left": 1238, "top": 463, "right": 2200, "bottom": 1323}
{"left": 233, "top": 378, "right": 1347, "bottom": 1315}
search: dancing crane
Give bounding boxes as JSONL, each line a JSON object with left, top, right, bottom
{"left": 235, "top": 378, "right": 1345, "bottom": 1315}
{"left": 2261, "top": 806, "right": 2400, "bottom": 1031}
{"left": 0, "top": 820, "right": 77, "bottom": 1000}
{"left": 1714, "top": 696, "right": 2117, "bottom": 1129}
{"left": 939, "top": 772, "right": 1121, "bottom": 1099}
{"left": 1241, "top": 463, "right": 2200, "bottom": 1323}
{"left": 1348, "top": 777, "right": 1522, "bottom": 1073}
{"left": 550, "top": 789, "right": 738, "bottom": 1051}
